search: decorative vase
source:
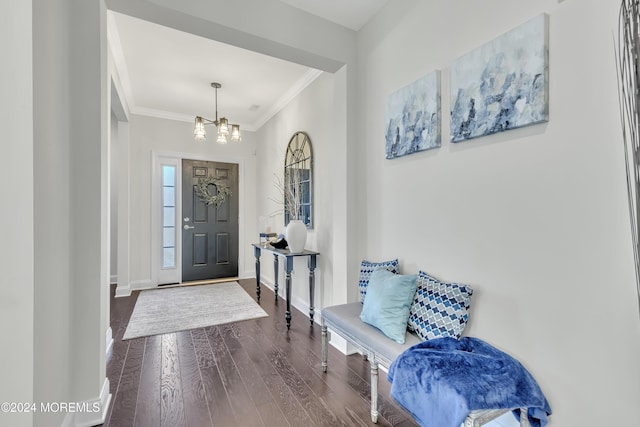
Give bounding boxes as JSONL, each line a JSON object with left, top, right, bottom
{"left": 285, "top": 219, "right": 307, "bottom": 253}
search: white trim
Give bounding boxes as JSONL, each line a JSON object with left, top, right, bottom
{"left": 61, "top": 379, "right": 112, "bottom": 427}
{"left": 130, "top": 106, "right": 197, "bottom": 125}
{"left": 109, "top": 275, "right": 117, "bottom": 284}
{"left": 128, "top": 106, "right": 258, "bottom": 132}
{"left": 253, "top": 69, "right": 323, "bottom": 130}
{"left": 240, "top": 269, "right": 255, "bottom": 280}
{"left": 108, "top": 7, "right": 321, "bottom": 133}
{"left": 328, "top": 332, "right": 355, "bottom": 356}
{"left": 107, "top": 11, "right": 134, "bottom": 118}
{"left": 131, "top": 280, "right": 153, "bottom": 291}
{"left": 151, "top": 151, "right": 246, "bottom": 287}
{"left": 115, "top": 279, "right": 155, "bottom": 297}
{"left": 129, "top": 105, "right": 272, "bottom": 131}
{"left": 108, "top": 53, "right": 130, "bottom": 121}
{"left": 115, "top": 120, "right": 131, "bottom": 305}
{"left": 109, "top": 68, "right": 322, "bottom": 133}
{"left": 258, "top": 275, "right": 322, "bottom": 325}
{"left": 114, "top": 283, "right": 131, "bottom": 297}
{"left": 105, "top": 327, "right": 113, "bottom": 356}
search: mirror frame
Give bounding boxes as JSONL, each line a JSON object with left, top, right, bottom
{"left": 284, "top": 131, "right": 313, "bottom": 229}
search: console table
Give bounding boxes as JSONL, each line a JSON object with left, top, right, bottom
{"left": 252, "top": 243, "right": 319, "bottom": 329}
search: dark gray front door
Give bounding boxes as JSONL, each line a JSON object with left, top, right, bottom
{"left": 182, "top": 159, "right": 239, "bottom": 281}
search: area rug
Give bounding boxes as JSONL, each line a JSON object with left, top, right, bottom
{"left": 123, "top": 281, "right": 268, "bottom": 340}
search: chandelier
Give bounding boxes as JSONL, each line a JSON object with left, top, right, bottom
{"left": 193, "top": 82, "right": 241, "bottom": 144}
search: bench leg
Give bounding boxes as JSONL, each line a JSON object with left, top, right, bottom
{"left": 321, "top": 325, "right": 328, "bottom": 373}
{"left": 370, "top": 356, "right": 379, "bottom": 423}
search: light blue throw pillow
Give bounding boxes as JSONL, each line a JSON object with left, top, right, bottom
{"left": 360, "top": 269, "right": 418, "bottom": 344}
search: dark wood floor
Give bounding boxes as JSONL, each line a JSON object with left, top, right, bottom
{"left": 100, "top": 279, "right": 418, "bottom": 427}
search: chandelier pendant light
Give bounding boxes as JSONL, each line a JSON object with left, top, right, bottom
{"left": 194, "top": 82, "right": 241, "bottom": 144}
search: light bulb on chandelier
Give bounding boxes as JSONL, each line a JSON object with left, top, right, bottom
{"left": 193, "top": 83, "right": 241, "bottom": 145}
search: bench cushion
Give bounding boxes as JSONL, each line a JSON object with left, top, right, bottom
{"left": 323, "top": 302, "right": 421, "bottom": 366}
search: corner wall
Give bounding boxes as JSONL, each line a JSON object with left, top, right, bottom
{"left": 33, "top": 0, "right": 110, "bottom": 425}
{"left": 357, "top": 0, "right": 640, "bottom": 425}
{"left": 255, "top": 72, "right": 346, "bottom": 314}
{"left": 0, "top": 2, "right": 34, "bottom": 426}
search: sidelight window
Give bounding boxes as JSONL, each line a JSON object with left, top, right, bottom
{"left": 162, "top": 165, "right": 177, "bottom": 269}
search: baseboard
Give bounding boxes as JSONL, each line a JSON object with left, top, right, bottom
{"left": 61, "top": 378, "right": 111, "bottom": 427}
{"left": 240, "top": 270, "right": 255, "bottom": 280}
{"left": 258, "top": 276, "right": 277, "bottom": 295}
{"left": 116, "top": 280, "right": 155, "bottom": 297}
{"left": 325, "top": 330, "right": 360, "bottom": 356}
{"left": 114, "top": 283, "right": 131, "bottom": 298}
{"left": 291, "top": 294, "right": 322, "bottom": 326}
{"left": 131, "top": 280, "right": 154, "bottom": 291}
{"left": 109, "top": 275, "right": 117, "bottom": 285}
{"left": 259, "top": 276, "right": 322, "bottom": 327}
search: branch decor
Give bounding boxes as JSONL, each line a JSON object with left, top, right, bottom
{"left": 195, "top": 176, "right": 231, "bottom": 208}
{"left": 270, "top": 172, "right": 302, "bottom": 221}
{"left": 616, "top": 0, "right": 640, "bottom": 317}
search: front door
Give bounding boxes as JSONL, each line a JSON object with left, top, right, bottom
{"left": 181, "top": 159, "right": 239, "bottom": 281}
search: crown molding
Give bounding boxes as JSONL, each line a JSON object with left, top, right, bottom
{"left": 130, "top": 106, "right": 195, "bottom": 123}
{"left": 252, "top": 69, "right": 324, "bottom": 131}
{"left": 107, "top": 11, "right": 136, "bottom": 115}
{"left": 130, "top": 107, "right": 259, "bottom": 131}
{"left": 128, "top": 68, "right": 324, "bottom": 130}
{"left": 108, "top": 9, "right": 322, "bottom": 133}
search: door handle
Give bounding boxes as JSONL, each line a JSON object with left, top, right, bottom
{"left": 183, "top": 225, "right": 195, "bottom": 230}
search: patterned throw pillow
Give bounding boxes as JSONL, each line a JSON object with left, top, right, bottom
{"left": 358, "top": 259, "right": 400, "bottom": 303}
{"left": 407, "top": 271, "right": 473, "bottom": 341}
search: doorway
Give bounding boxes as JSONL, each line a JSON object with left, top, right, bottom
{"left": 181, "top": 159, "right": 239, "bottom": 281}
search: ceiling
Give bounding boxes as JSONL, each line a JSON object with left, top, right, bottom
{"left": 108, "top": 1, "right": 388, "bottom": 132}
{"left": 278, "top": 0, "right": 389, "bottom": 31}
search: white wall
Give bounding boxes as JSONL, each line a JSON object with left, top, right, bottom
{"left": 110, "top": 111, "right": 119, "bottom": 282}
{"left": 255, "top": 72, "right": 344, "bottom": 313}
{"left": 357, "top": 0, "right": 640, "bottom": 425}
{"left": 0, "top": 2, "right": 34, "bottom": 426}
{"left": 127, "top": 114, "right": 258, "bottom": 287}
{"left": 32, "top": 0, "right": 110, "bottom": 425}
{"left": 32, "top": 1, "right": 73, "bottom": 423}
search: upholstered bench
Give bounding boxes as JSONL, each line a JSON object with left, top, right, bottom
{"left": 321, "top": 302, "right": 528, "bottom": 426}
{"left": 319, "top": 260, "right": 533, "bottom": 426}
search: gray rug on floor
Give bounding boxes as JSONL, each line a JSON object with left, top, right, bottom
{"left": 123, "top": 281, "right": 268, "bottom": 340}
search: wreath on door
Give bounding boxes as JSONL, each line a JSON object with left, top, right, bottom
{"left": 195, "top": 176, "right": 232, "bottom": 208}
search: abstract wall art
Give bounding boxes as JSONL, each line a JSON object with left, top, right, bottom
{"left": 450, "top": 14, "right": 549, "bottom": 143}
{"left": 385, "top": 70, "right": 441, "bottom": 159}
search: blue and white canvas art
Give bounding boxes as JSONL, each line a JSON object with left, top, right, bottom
{"left": 385, "top": 70, "right": 441, "bottom": 159}
{"left": 450, "top": 14, "right": 549, "bottom": 143}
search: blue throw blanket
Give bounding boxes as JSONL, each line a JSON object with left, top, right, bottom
{"left": 388, "top": 337, "right": 551, "bottom": 427}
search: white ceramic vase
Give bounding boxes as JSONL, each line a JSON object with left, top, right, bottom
{"left": 285, "top": 219, "right": 307, "bottom": 253}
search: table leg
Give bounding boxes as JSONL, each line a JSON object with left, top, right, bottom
{"left": 253, "top": 245, "right": 261, "bottom": 302}
{"left": 285, "top": 256, "right": 293, "bottom": 329}
{"left": 273, "top": 254, "right": 279, "bottom": 302}
{"left": 308, "top": 254, "right": 317, "bottom": 325}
